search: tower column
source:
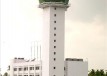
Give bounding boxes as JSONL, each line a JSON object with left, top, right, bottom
{"left": 39, "top": 2, "right": 69, "bottom": 76}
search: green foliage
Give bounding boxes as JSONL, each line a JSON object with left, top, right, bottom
{"left": 3, "top": 72, "right": 8, "bottom": 76}
{"left": 89, "top": 69, "right": 96, "bottom": 76}
{"left": 100, "top": 70, "right": 105, "bottom": 76}
{"left": 39, "top": 0, "right": 69, "bottom": 5}
{"left": 88, "top": 69, "right": 107, "bottom": 76}
{"left": 96, "top": 70, "right": 101, "bottom": 76}
{"left": 105, "top": 72, "right": 107, "bottom": 76}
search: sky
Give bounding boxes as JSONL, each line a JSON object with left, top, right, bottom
{"left": 1, "top": 0, "right": 107, "bottom": 74}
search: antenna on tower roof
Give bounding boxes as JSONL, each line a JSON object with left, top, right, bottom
{"left": 37, "top": 41, "right": 38, "bottom": 61}
{"left": 31, "top": 46, "right": 32, "bottom": 59}
{"left": 34, "top": 41, "right": 36, "bottom": 59}
{"left": 40, "top": 45, "right": 41, "bottom": 60}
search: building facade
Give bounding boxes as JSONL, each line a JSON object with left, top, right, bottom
{"left": 65, "top": 58, "right": 88, "bottom": 76}
{"left": 8, "top": 58, "right": 42, "bottom": 76}
{"left": 8, "top": 58, "right": 88, "bottom": 76}
{"left": 39, "top": 2, "right": 69, "bottom": 76}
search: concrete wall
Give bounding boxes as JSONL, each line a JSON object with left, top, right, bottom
{"left": 42, "top": 6, "right": 66, "bottom": 76}
{"left": 8, "top": 59, "right": 41, "bottom": 76}
{"left": 65, "top": 61, "right": 88, "bottom": 76}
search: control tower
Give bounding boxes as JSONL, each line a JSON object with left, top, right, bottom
{"left": 39, "top": 0, "right": 69, "bottom": 76}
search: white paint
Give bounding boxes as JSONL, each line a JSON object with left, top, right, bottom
{"left": 65, "top": 59, "right": 88, "bottom": 76}
{"left": 8, "top": 58, "right": 88, "bottom": 76}
{"left": 40, "top": 3, "right": 68, "bottom": 76}
{"left": 8, "top": 58, "right": 42, "bottom": 76}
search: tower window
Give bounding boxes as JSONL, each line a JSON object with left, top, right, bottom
{"left": 54, "top": 52, "right": 56, "bottom": 55}
{"left": 53, "top": 67, "right": 56, "bottom": 69}
{"left": 54, "top": 33, "right": 56, "bottom": 36}
{"left": 54, "top": 7, "right": 56, "bottom": 10}
{"left": 64, "top": 67, "right": 66, "bottom": 70}
{"left": 54, "top": 14, "right": 56, "bottom": 17}
{"left": 54, "top": 40, "right": 56, "bottom": 42}
{"left": 54, "top": 21, "right": 56, "bottom": 23}
{"left": 54, "top": 46, "right": 56, "bottom": 48}
{"left": 54, "top": 27, "right": 56, "bottom": 30}
{"left": 54, "top": 58, "right": 56, "bottom": 61}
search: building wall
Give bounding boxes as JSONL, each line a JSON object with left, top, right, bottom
{"left": 42, "top": 6, "right": 66, "bottom": 76}
{"left": 8, "top": 59, "right": 41, "bottom": 76}
{"left": 65, "top": 60, "right": 88, "bottom": 76}
{"left": 8, "top": 58, "right": 88, "bottom": 76}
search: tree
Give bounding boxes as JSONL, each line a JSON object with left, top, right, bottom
{"left": 88, "top": 69, "right": 107, "bottom": 76}
{"left": 88, "top": 69, "right": 96, "bottom": 76}
{"left": 3, "top": 72, "right": 8, "bottom": 76}
{"left": 100, "top": 70, "right": 105, "bottom": 76}
{"left": 105, "top": 72, "right": 107, "bottom": 76}
{"left": 96, "top": 70, "right": 100, "bottom": 76}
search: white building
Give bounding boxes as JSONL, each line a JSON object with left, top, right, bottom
{"left": 8, "top": 58, "right": 88, "bottom": 76}
{"left": 65, "top": 58, "right": 88, "bottom": 76}
{"left": 8, "top": 58, "right": 42, "bottom": 76}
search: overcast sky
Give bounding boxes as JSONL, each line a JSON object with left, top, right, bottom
{"left": 1, "top": 0, "right": 107, "bottom": 74}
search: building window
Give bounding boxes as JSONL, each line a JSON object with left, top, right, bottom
{"left": 53, "top": 75, "right": 56, "bottom": 76}
{"left": 54, "top": 58, "right": 56, "bottom": 61}
{"left": 54, "top": 27, "right": 56, "bottom": 30}
{"left": 53, "top": 67, "right": 56, "bottom": 69}
{"left": 54, "top": 52, "right": 56, "bottom": 55}
{"left": 24, "top": 67, "right": 28, "bottom": 71}
{"left": 30, "top": 67, "right": 34, "bottom": 70}
{"left": 19, "top": 68, "right": 22, "bottom": 71}
{"left": 14, "top": 68, "right": 17, "bottom": 71}
{"left": 35, "top": 66, "right": 39, "bottom": 70}
{"left": 64, "top": 67, "right": 65, "bottom": 70}
{"left": 54, "top": 7, "right": 56, "bottom": 10}
{"left": 54, "top": 21, "right": 56, "bottom": 23}
{"left": 54, "top": 40, "right": 56, "bottom": 42}
{"left": 54, "top": 46, "right": 56, "bottom": 48}
{"left": 54, "top": 14, "right": 56, "bottom": 17}
{"left": 54, "top": 33, "right": 56, "bottom": 36}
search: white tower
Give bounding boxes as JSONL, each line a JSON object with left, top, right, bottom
{"left": 39, "top": 2, "right": 69, "bottom": 76}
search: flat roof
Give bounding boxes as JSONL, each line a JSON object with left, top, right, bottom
{"left": 66, "top": 58, "right": 83, "bottom": 61}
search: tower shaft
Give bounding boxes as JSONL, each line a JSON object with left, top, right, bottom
{"left": 40, "top": 3, "right": 69, "bottom": 76}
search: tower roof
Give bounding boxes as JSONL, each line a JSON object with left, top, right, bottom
{"left": 39, "top": 2, "right": 69, "bottom": 8}
{"left": 39, "top": 0, "right": 69, "bottom": 5}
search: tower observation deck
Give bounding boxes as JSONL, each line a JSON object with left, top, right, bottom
{"left": 39, "top": 0, "right": 69, "bottom": 5}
